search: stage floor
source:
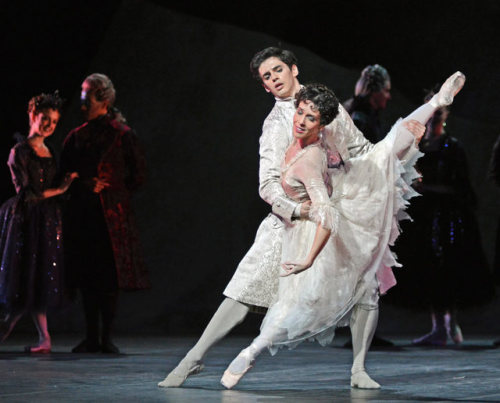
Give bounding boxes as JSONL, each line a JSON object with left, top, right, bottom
{"left": 0, "top": 335, "right": 499, "bottom": 402}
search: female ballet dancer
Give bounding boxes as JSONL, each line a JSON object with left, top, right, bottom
{"left": 221, "top": 72, "right": 465, "bottom": 389}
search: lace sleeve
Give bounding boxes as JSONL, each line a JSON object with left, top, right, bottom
{"left": 295, "top": 146, "right": 338, "bottom": 232}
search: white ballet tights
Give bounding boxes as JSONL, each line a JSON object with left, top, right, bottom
{"left": 404, "top": 71, "right": 465, "bottom": 127}
{"left": 185, "top": 297, "right": 249, "bottom": 363}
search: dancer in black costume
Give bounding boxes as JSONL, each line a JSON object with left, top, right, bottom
{"left": 61, "top": 73, "right": 148, "bottom": 354}
{"left": 344, "top": 64, "right": 392, "bottom": 144}
{"left": 389, "top": 90, "right": 494, "bottom": 346}
{"left": 0, "top": 92, "right": 77, "bottom": 353}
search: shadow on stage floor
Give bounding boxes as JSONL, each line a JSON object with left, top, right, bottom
{"left": 0, "top": 334, "right": 499, "bottom": 402}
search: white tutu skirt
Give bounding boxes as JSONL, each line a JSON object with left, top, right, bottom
{"left": 260, "top": 121, "right": 421, "bottom": 354}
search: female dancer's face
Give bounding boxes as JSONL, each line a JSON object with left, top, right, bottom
{"left": 29, "top": 108, "right": 60, "bottom": 138}
{"left": 258, "top": 56, "right": 299, "bottom": 99}
{"left": 293, "top": 101, "right": 323, "bottom": 143}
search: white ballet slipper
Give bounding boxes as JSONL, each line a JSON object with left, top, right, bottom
{"left": 220, "top": 348, "right": 255, "bottom": 389}
{"left": 158, "top": 360, "right": 204, "bottom": 388}
{"left": 430, "top": 71, "right": 466, "bottom": 108}
{"left": 351, "top": 370, "right": 381, "bottom": 389}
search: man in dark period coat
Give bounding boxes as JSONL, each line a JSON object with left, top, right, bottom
{"left": 61, "top": 73, "right": 148, "bottom": 353}
{"left": 344, "top": 64, "right": 392, "bottom": 144}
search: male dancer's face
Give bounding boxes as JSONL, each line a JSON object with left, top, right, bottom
{"left": 370, "top": 80, "right": 391, "bottom": 111}
{"left": 258, "top": 56, "right": 300, "bottom": 99}
{"left": 80, "top": 81, "right": 109, "bottom": 122}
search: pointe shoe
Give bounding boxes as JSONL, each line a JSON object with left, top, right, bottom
{"left": 412, "top": 329, "right": 447, "bottom": 346}
{"left": 430, "top": 71, "right": 466, "bottom": 108}
{"left": 351, "top": 370, "right": 381, "bottom": 389}
{"left": 220, "top": 348, "right": 255, "bottom": 389}
{"left": 158, "top": 360, "right": 205, "bottom": 388}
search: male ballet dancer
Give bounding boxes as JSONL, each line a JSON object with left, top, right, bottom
{"left": 159, "top": 47, "right": 432, "bottom": 389}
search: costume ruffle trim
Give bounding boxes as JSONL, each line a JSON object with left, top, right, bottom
{"left": 309, "top": 202, "right": 339, "bottom": 234}
{"left": 378, "top": 120, "right": 423, "bottom": 294}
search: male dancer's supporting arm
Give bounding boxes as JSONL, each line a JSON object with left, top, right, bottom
{"left": 259, "top": 118, "right": 311, "bottom": 221}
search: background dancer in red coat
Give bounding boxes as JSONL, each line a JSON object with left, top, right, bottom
{"left": 61, "top": 73, "right": 148, "bottom": 354}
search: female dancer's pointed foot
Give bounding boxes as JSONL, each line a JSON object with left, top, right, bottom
{"left": 431, "top": 72, "right": 466, "bottom": 108}
{"left": 351, "top": 370, "right": 381, "bottom": 389}
{"left": 158, "top": 360, "right": 204, "bottom": 388}
{"left": 220, "top": 348, "right": 255, "bottom": 389}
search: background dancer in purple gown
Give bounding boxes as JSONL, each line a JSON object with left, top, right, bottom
{"left": 389, "top": 88, "right": 494, "bottom": 346}
{"left": 0, "top": 92, "right": 78, "bottom": 353}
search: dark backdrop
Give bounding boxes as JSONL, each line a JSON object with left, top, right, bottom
{"left": 1, "top": 0, "right": 499, "bottom": 335}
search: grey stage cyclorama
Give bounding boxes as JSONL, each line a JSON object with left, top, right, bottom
{"left": 1, "top": 335, "right": 499, "bottom": 402}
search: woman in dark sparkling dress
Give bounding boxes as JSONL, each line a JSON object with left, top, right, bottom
{"left": 389, "top": 93, "right": 494, "bottom": 346}
{"left": 0, "top": 92, "right": 78, "bottom": 353}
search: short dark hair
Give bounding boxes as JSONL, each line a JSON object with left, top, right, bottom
{"left": 27, "top": 91, "right": 64, "bottom": 115}
{"left": 249, "top": 47, "right": 298, "bottom": 82}
{"left": 295, "top": 83, "right": 339, "bottom": 126}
